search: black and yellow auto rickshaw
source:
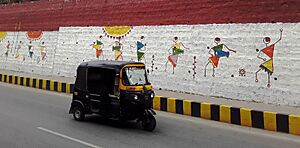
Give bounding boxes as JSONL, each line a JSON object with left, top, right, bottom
{"left": 69, "top": 60, "right": 156, "bottom": 131}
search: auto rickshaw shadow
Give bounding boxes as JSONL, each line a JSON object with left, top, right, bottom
{"left": 83, "top": 115, "right": 142, "bottom": 130}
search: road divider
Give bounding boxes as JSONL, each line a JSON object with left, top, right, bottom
{"left": 0, "top": 74, "right": 73, "bottom": 94}
{"left": 0, "top": 73, "right": 299, "bottom": 136}
{"left": 153, "top": 96, "right": 300, "bottom": 136}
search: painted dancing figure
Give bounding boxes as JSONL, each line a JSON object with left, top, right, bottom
{"left": 28, "top": 41, "right": 34, "bottom": 59}
{"left": 39, "top": 42, "right": 47, "bottom": 62}
{"left": 91, "top": 35, "right": 104, "bottom": 59}
{"left": 255, "top": 29, "right": 283, "bottom": 88}
{"left": 136, "top": 36, "right": 147, "bottom": 62}
{"left": 204, "top": 37, "right": 236, "bottom": 77}
{"left": 112, "top": 38, "right": 123, "bottom": 61}
{"left": 165, "top": 37, "right": 189, "bottom": 74}
{"left": 4, "top": 41, "right": 11, "bottom": 59}
{"left": 15, "top": 41, "right": 23, "bottom": 59}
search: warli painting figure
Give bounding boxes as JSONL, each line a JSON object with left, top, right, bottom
{"left": 15, "top": 41, "right": 23, "bottom": 59}
{"left": 91, "top": 35, "right": 104, "bottom": 59}
{"left": 39, "top": 42, "right": 47, "bottom": 62}
{"left": 165, "top": 37, "right": 189, "bottom": 74}
{"left": 255, "top": 29, "right": 283, "bottom": 88}
{"left": 28, "top": 41, "right": 34, "bottom": 59}
{"left": 112, "top": 39, "right": 123, "bottom": 61}
{"left": 204, "top": 37, "right": 236, "bottom": 77}
{"left": 5, "top": 41, "right": 11, "bottom": 59}
{"left": 134, "top": 36, "right": 146, "bottom": 62}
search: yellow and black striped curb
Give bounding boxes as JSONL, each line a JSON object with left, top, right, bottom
{"left": 1, "top": 74, "right": 299, "bottom": 136}
{"left": 0, "top": 74, "right": 74, "bottom": 94}
{"left": 153, "top": 96, "right": 300, "bottom": 136}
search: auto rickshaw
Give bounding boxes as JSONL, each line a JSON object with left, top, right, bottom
{"left": 69, "top": 60, "right": 156, "bottom": 131}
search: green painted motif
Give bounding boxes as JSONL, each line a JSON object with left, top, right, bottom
{"left": 212, "top": 44, "right": 223, "bottom": 51}
{"left": 96, "top": 40, "right": 103, "bottom": 45}
{"left": 112, "top": 46, "right": 121, "bottom": 51}
{"left": 173, "top": 48, "right": 184, "bottom": 55}
{"left": 137, "top": 51, "right": 145, "bottom": 61}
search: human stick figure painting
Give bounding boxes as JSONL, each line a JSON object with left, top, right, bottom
{"left": 26, "top": 31, "right": 43, "bottom": 60}
{"left": 112, "top": 39, "right": 123, "bottom": 61}
{"left": 255, "top": 29, "right": 283, "bottom": 88}
{"left": 103, "top": 26, "right": 132, "bottom": 61}
{"left": 204, "top": 37, "right": 236, "bottom": 77}
{"left": 91, "top": 35, "right": 104, "bottom": 60}
{"left": 165, "top": 37, "right": 189, "bottom": 74}
{"left": 134, "top": 36, "right": 147, "bottom": 62}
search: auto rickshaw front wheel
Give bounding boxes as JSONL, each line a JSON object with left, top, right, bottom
{"left": 142, "top": 114, "right": 156, "bottom": 132}
{"left": 73, "top": 106, "right": 85, "bottom": 121}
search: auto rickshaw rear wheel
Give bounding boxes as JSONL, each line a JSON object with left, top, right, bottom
{"left": 142, "top": 114, "right": 156, "bottom": 132}
{"left": 73, "top": 106, "right": 85, "bottom": 121}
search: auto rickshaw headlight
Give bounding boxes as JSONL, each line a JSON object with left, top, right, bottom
{"left": 150, "top": 92, "right": 154, "bottom": 99}
{"left": 133, "top": 95, "right": 138, "bottom": 100}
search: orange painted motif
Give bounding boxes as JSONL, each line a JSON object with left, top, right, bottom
{"left": 27, "top": 31, "right": 43, "bottom": 40}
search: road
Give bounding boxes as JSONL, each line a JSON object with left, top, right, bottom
{"left": 0, "top": 82, "right": 299, "bottom": 148}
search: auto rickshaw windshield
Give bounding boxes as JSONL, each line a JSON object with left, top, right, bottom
{"left": 123, "top": 66, "right": 149, "bottom": 86}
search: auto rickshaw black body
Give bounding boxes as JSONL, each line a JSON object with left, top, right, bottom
{"left": 69, "top": 60, "right": 156, "bottom": 131}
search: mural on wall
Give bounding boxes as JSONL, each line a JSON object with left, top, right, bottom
{"left": 91, "top": 35, "right": 104, "bottom": 60}
{"left": 26, "top": 31, "right": 46, "bottom": 63}
{"left": 27, "top": 31, "right": 43, "bottom": 40}
{"left": 204, "top": 37, "right": 236, "bottom": 77}
{"left": 134, "top": 36, "right": 146, "bottom": 62}
{"left": 14, "top": 41, "right": 23, "bottom": 59}
{"left": 103, "top": 26, "right": 132, "bottom": 61}
{"left": 27, "top": 41, "right": 34, "bottom": 59}
{"left": 0, "top": 32, "right": 7, "bottom": 41}
{"left": 38, "top": 41, "right": 47, "bottom": 64}
{"left": 112, "top": 39, "right": 123, "bottom": 61}
{"left": 239, "top": 68, "right": 246, "bottom": 76}
{"left": 1, "top": 24, "right": 298, "bottom": 107}
{"left": 255, "top": 29, "right": 283, "bottom": 88}
{"left": 4, "top": 41, "right": 12, "bottom": 60}
{"left": 188, "top": 56, "right": 197, "bottom": 79}
{"left": 0, "top": 32, "right": 8, "bottom": 60}
{"left": 165, "top": 37, "right": 189, "bottom": 74}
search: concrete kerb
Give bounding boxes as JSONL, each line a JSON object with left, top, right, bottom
{"left": 0, "top": 73, "right": 73, "bottom": 94}
{"left": 0, "top": 73, "right": 299, "bottom": 136}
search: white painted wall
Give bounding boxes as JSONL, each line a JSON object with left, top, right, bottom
{"left": 0, "top": 31, "right": 58, "bottom": 75}
{"left": 0, "top": 23, "right": 299, "bottom": 106}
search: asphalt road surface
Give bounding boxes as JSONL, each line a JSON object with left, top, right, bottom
{"left": 0, "top": 82, "right": 299, "bottom": 148}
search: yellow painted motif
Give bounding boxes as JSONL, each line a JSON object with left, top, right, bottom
{"left": 261, "top": 59, "right": 273, "bottom": 73}
{"left": 103, "top": 26, "right": 132, "bottom": 38}
{"left": 0, "top": 32, "right": 7, "bottom": 40}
